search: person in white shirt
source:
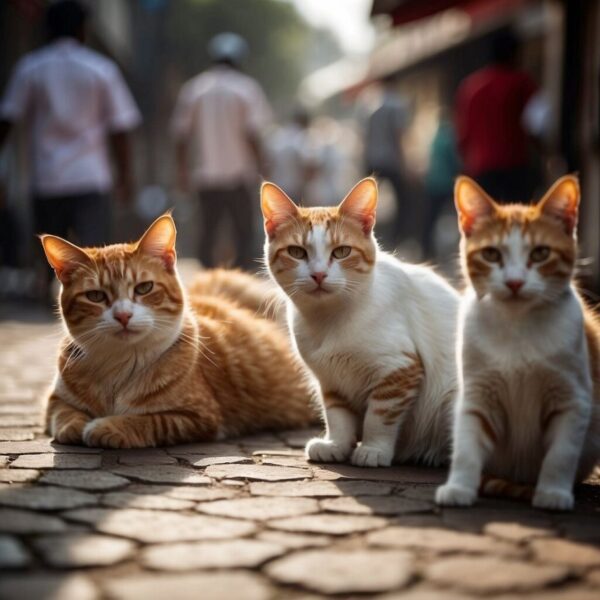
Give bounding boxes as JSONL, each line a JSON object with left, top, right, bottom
{"left": 171, "top": 33, "right": 272, "bottom": 269}
{"left": 0, "top": 1, "right": 141, "bottom": 265}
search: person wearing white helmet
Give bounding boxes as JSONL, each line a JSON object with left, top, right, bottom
{"left": 171, "top": 32, "right": 272, "bottom": 269}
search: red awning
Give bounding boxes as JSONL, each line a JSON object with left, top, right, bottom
{"left": 371, "top": 0, "right": 529, "bottom": 27}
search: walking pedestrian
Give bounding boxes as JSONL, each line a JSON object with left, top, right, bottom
{"left": 455, "top": 29, "right": 539, "bottom": 202}
{"left": 0, "top": 0, "right": 141, "bottom": 300}
{"left": 171, "top": 33, "right": 272, "bottom": 269}
{"left": 364, "top": 75, "right": 410, "bottom": 248}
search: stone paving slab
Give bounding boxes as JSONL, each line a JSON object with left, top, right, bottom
{"left": 1, "top": 317, "right": 600, "bottom": 599}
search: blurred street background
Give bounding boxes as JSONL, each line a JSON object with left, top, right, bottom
{"left": 1, "top": 0, "right": 600, "bottom": 307}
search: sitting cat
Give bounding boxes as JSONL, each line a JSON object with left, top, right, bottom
{"left": 261, "top": 178, "right": 459, "bottom": 467}
{"left": 40, "top": 215, "right": 316, "bottom": 448}
{"left": 436, "top": 175, "right": 600, "bottom": 510}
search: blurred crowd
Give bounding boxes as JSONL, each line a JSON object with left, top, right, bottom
{"left": 0, "top": 1, "right": 552, "bottom": 303}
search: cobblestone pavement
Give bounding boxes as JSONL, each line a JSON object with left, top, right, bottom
{"left": 1, "top": 312, "right": 600, "bottom": 600}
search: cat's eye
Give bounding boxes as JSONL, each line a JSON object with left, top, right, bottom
{"left": 85, "top": 290, "right": 107, "bottom": 303}
{"left": 481, "top": 247, "right": 502, "bottom": 263}
{"left": 332, "top": 246, "right": 351, "bottom": 259}
{"left": 530, "top": 246, "right": 551, "bottom": 263}
{"left": 288, "top": 246, "right": 307, "bottom": 260}
{"left": 134, "top": 281, "right": 154, "bottom": 295}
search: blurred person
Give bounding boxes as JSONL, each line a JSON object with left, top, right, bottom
{"left": 455, "top": 29, "right": 539, "bottom": 202}
{"left": 364, "top": 75, "right": 410, "bottom": 248}
{"left": 267, "top": 106, "right": 316, "bottom": 202}
{"left": 172, "top": 32, "right": 272, "bottom": 270}
{"left": 0, "top": 1, "right": 140, "bottom": 243}
{"left": 303, "top": 117, "right": 347, "bottom": 206}
{"left": 0, "top": 0, "right": 141, "bottom": 300}
{"left": 423, "top": 107, "right": 461, "bottom": 258}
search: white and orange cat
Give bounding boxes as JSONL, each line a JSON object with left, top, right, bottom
{"left": 40, "top": 215, "right": 315, "bottom": 448}
{"left": 262, "top": 178, "right": 459, "bottom": 467}
{"left": 436, "top": 175, "right": 600, "bottom": 510}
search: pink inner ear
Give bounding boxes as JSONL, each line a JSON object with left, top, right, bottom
{"left": 455, "top": 178, "right": 495, "bottom": 236}
{"left": 161, "top": 250, "right": 176, "bottom": 272}
{"left": 264, "top": 218, "right": 279, "bottom": 239}
{"left": 339, "top": 180, "right": 378, "bottom": 235}
{"left": 357, "top": 213, "right": 375, "bottom": 235}
{"left": 261, "top": 183, "right": 298, "bottom": 239}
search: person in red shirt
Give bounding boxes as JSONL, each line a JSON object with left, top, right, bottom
{"left": 455, "top": 30, "right": 539, "bottom": 202}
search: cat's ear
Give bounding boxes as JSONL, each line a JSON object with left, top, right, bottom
{"left": 137, "top": 214, "right": 177, "bottom": 271}
{"left": 40, "top": 235, "right": 91, "bottom": 283}
{"left": 261, "top": 182, "right": 299, "bottom": 239}
{"left": 538, "top": 175, "right": 580, "bottom": 235}
{"left": 338, "top": 177, "right": 378, "bottom": 235}
{"left": 454, "top": 176, "right": 497, "bottom": 237}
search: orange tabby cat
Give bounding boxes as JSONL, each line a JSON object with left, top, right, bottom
{"left": 437, "top": 175, "right": 600, "bottom": 510}
{"left": 40, "top": 215, "right": 316, "bottom": 448}
{"left": 188, "top": 268, "right": 284, "bottom": 324}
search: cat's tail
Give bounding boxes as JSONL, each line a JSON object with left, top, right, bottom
{"left": 479, "top": 475, "right": 534, "bottom": 502}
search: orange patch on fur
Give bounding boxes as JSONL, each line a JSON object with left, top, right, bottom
{"left": 371, "top": 354, "right": 424, "bottom": 401}
{"left": 466, "top": 409, "right": 498, "bottom": 445}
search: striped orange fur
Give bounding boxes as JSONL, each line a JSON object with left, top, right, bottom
{"left": 41, "top": 215, "right": 316, "bottom": 449}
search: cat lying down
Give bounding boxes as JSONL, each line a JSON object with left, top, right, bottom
{"left": 40, "top": 215, "right": 316, "bottom": 448}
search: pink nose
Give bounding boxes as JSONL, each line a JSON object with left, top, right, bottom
{"left": 505, "top": 280, "right": 524, "bottom": 294}
{"left": 114, "top": 311, "right": 132, "bottom": 327}
{"left": 311, "top": 272, "right": 327, "bottom": 286}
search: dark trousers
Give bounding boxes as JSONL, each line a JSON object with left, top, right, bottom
{"left": 422, "top": 192, "right": 451, "bottom": 258}
{"left": 197, "top": 183, "right": 256, "bottom": 270}
{"left": 475, "top": 166, "right": 539, "bottom": 203}
{"left": 34, "top": 191, "right": 111, "bottom": 246}
{"left": 0, "top": 207, "right": 19, "bottom": 267}
{"left": 367, "top": 165, "right": 409, "bottom": 248}
{"left": 34, "top": 191, "right": 111, "bottom": 291}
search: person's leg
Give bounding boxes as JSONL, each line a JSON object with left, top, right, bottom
{"left": 70, "top": 192, "right": 112, "bottom": 247}
{"left": 198, "top": 188, "right": 225, "bottom": 268}
{"left": 367, "top": 168, "right": 396, "bottom": 251}
{"left": 230, "top": 184, "right": 257, "bottom": 270}
{"left": 33, "top": 195, "right": 69, "bottom": 303}
{"left": 422, "top": 192, "right": 446, "bottom": 259}
{"left": 0, "top": 207, "right": 19, "bottom": 267}
{"left": 386, "top": 168, "right": 409, "bottom": 246}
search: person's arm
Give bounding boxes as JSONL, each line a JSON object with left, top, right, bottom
{"left": 102, "top": 63, "right": 142, "bottom": 204}
{"left": 109, "top": 131, "right": 134, "bottom": 204}
{"left": 245, "top": 81, "right": 273, "bottom": 178}
{"left": 175, "top": 136, "right": 191, "bottom": 194}
{"left": 170, "top": 82, "right": 195, "bottom": 194}
{"left": 0, "top": 58, "right": 31, "bottom": 152}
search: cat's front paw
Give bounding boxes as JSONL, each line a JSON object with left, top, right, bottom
{"left": 351, "top": 444, "right": 393, "bottom": 468}
{"left": 305, "top": 438, "right": 352, "bottom": 463}
{"left": 83, "top": 418, "right": 130, "bottom": 449}
{"left": 435, "top": 483, "right": 477, "bottom": 507}
{"left": 532, "top": 487, "right": 574, "bottom": 511}
{"left": 52, "top": 418, "right": 87, "bottom": 445}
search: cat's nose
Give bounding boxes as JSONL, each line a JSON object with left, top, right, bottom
{"left": 311, "top": 272, "right": 327, "bottom": 286}
{"left": 505, "top": 279, "right": 524, "bottom": 294}
{"left": 114, "top": 311, "right": 132, "bottom": 328}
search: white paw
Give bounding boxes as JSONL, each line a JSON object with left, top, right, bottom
{"left": 305, "top": 438, "right": 352, "bottom": 463}
{"left": 351, "top": 444, "right": 393, "bottom": 468}
{"left": 532, "top": 487, "right": 574, "bottom": 511}
{"left": 435, "top": 483, "right": 477, "bottom": 507}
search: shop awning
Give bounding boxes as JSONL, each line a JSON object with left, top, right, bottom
{"left": 371, "top": 0, "right": 529, "bottom": 27}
